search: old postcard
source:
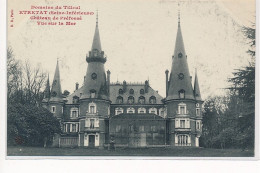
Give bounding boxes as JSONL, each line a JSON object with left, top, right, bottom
{"left": 6, "top": 0, "right": 257, "bottom": 159}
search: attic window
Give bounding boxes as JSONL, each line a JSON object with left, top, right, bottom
{"left": 116, "top": 96, "right": 123, "bottom": 104}
{"left": 73, "top": 96, "right": 79, "bottom": 104}
{"left": 138, "top": 96, "right": 145, "bottom": 104}
{"left": 149, "top": 96, "right": 156, "bottom": 104}
{"left": 128, "top": 96, "right": 134, "bottom": 104}
{"left": 129, "top": 89, "right": 134, "bottom": 94}
{"left": 140, "top": 89, "right": 144, "bottom": 94}
{"left": 179, "top": 89, "right": 185, "bottom": 99}
{"left": 119, "top": 89, "right": 123, "bottom": 94}
{"left": 90, "top": 89, "right": 96, "bottom": 98}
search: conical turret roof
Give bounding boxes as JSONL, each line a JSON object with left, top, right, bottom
{"left": 166, "top": 20, "right": 194, "bottom": 100}
{"left": 50, "top": 60, "right": 63, "bottom": 102}
{"left": 194, "top": 69, "right": 202, "bottom": 101}
{"left": 91, "top": 13, "right": 102, "bottom": 52}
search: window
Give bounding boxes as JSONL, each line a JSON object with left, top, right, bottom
{"left": 177, "top": 135, "right": 190, "bottom": 146}
{"left": 129, "top": 89, "right": 134, "bottom": 94}
{"left": 119, "top": 89, "right": 123, "bottom": 94}
{"left": 127, "top": 107, "right": 135, "bottom": 114}
{"left": 88, "top": 102, "right": 97, "bottom": 114}
{"left": 149, "top": 107, "right": 157, "bottom": 114}
{"left": 51, "top": 106, "right": 56, "bottom": 113}
{"left": 90, "top": 89, "right": 96, "bottom": 98}
{"left": 196, "top": 108, "right": 200, "bottom": 116}
{"left": 90, "top": 119, "right": 95, "bottom": 129}
{"left": 138, "top": 107, "right": 146, "bottom": 114}
{"left": 128, "top": 96, "right": 134, "bottom": 104}
{"left": 178, "top": 103, "right": 187, "bottom": 114}
{"left": 116, "top": 96, "right": 123, "bottom": 104}
{"left": 196, "top": 121, "right": 201, "bottom": 130}
{"left": 196, "top": 103, "right": 200, "bottom": 107}
{"left": 115, "top": 107, "right": 123, "bottom": 115}
{"left": 179, "top": 90, "right": 185, "bottom": 99}
{"left": 73, "top": 96, "right": 79, "bottom": 104}
{"left": 70, "top": 108, "right": 79, "bottom": 118}
{"left": 140, "top": 89, "right": 144, "bottom": 94}
{"left": 180, "top": 120, "right": 185, "bottom": 128}
{"left": 149, "top": 96, "right": 156, "bottom": 104}
{"left": 71, "top": 124, "right": 77, "bottom": 132}
{"left": 138, "top": 96, "right": 145, "bottom": 104}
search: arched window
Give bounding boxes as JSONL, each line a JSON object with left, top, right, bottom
{"left": 127, "top": 107, "right": 135, "bottom": 114}
{"left": 138, "top": 107, "right": 146, "bottom": 114}
{"left": 129, "top": 89, "right": 134, "bottom": 94}
{"left": 116, "top": 96, "right": 123, "bottom": 104}
{"left": 90, "top": 89, "right": 96, "bottom": 98}
{"left": 179, "top": 89, "right": 185, "bottom": 99}
{"left": 140, "top": 89, "right": 144, "bottom": 94}
{"left": 149, "top": 107, "right": 157, "bottom": 114}
{"left": 72, "top": 96, "right": 79, "bottom": 104}
{"left": 128, "top": 96, "right": 135, "bottom": 104}
{"left": 149, "top": 96, "right": 156, "bottom": 104}
{"left": 138, "top": 96, "right": 145, "bottom": 104}
{"left": 115, "top": 107, "right": 123, "bottom": 115}
{"left": 88, "top": 102, "right": 97, "bottom": 114}
{"left": 119, "top": 89, "right": 123, "bottom": 94}
{"left": 70, "top": 107, "right": 79, "bottom": 118}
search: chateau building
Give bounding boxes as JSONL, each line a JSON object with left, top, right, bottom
{"left": 42, "top": 13, "right": 203, "bottom": 148}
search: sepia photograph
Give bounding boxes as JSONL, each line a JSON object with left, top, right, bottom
{"left": 5, "top": 0, "right": 257, "bottom": 158}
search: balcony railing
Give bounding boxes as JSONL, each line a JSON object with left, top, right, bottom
{"left": 176, "top": 110, "right": 189, "bottom": 115}
{"left": 175, "top": 128, "right": 191, "bottom": 132}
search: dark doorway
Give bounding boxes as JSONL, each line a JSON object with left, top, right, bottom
{"left": 89, "top": 135, "right": 95, "bottom": 148}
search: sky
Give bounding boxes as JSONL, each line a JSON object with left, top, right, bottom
{"left": 7, "top": 0, "right": 255, "bottom": 100}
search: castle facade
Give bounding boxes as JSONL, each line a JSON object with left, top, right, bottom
{"left": 42, "top": 14, "right": 203, "bottom": 148}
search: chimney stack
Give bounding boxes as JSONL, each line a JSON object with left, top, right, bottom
{"left": 145, "top": 80, "right": 149, "bottom": 93}
{"left": 107, "top": 70, "right": 111, "bottom": 94}
{"left": 123, "top": 80, "right": 127, "bottom": 92}
{"left": 75, "top": 82, "right": 79, "bottom": 90}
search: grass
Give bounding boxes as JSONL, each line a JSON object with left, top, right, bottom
{"left": 7, "top": 146, "right": 254, "bottom": 157}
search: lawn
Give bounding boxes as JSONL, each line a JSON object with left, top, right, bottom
{"left": 7, "top": 146, "right": 254, "bottom": 157}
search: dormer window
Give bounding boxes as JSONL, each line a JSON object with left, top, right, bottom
{"left": 115, "top": 107, "right": 123, "bottom": 115}
{"left": 127, "top": 107, "right": 135, "bottom": 114}
{"left": 72, "top": 96, "right": 79, "bottom": 104}
{"left": 129, "top": 89, "right": 134, "bottom": 94}
{"left": 138, "top": 96, "right": 145, "bottom": 104}
{"left": 179, "top": 89, "right": 185, "bottom": 99}
{"left": 149, "top": 96, "right": 156, "bottom": 104}
{"left": 149, "top": 107, "right": 157, "bottom": 114}
{"left": 138, "top": 107, "right": 146, "bottom": 114}
{"left": 90, "top": 89, "right": 96, "bottom": 98}
{"left": 140, "top": 89, "right": 144, "bottom": 94}
{"left": 116, "top": 96, "right": 123, "bottom": 104}
{"left": 128, "top": 96, "right": 134, "bottom": 104}
{"left": 119, "top": 89, "right": 123, "bottom": 94}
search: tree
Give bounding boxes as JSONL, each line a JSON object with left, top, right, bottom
{"left": 7, "top": 103, "right": 61, "bottom": 147}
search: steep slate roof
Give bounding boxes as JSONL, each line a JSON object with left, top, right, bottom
{"left": 66, "top": 86, "right": 84, "bottom": 104}
{"left": 166, "top": 21, "right": 194, "bottom": 100}
{"left": 111, "top": 113, "right": 164, "bottom": 120}
{"left": 66, "top": 83, "right": 164, "bottom": 105}
{"left": 91, "top": 14, "right": 102, "bottom": 52}
{"left": 50, "top": 60, "right": 63, "bottom": 102}
{"left": 109, "top": 83, "right": 164, "bottom": 104}
{"left": 193, "top": 69, "right": 202, "bottom": 101}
